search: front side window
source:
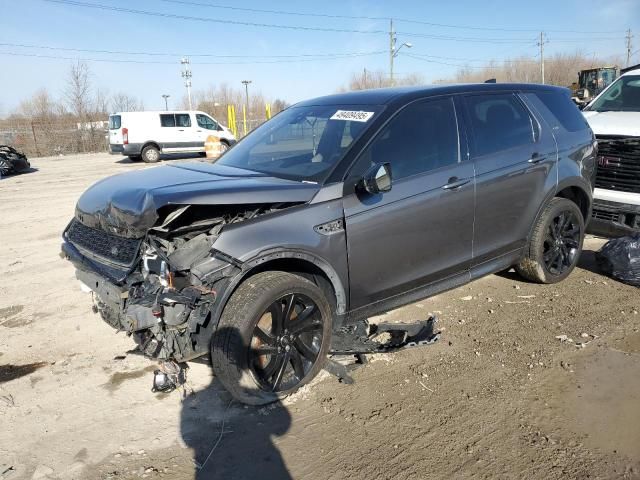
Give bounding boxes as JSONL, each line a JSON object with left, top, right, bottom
{"left": 464, "top": 94, "right": 535, "bottom": 157}
{"left": 587, "top": 75, "right": 640, "bottom": 112}
{"left": 196, "top": 114, "right": 218, "bottom": 130}
{"left": 217, "top": 104, "right": 382, "bottom": 182}
{"left": 354, "top": 97, "right": 459, "bottom": 181}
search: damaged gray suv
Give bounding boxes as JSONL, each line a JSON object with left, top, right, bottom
{"left": 62, "top": 84, "right": 596, "bottom": 404}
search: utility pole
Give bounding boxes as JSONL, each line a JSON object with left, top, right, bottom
{"left": 389, "top": 19, "right": 396, "bottom": 85}
{"left": 241, "top": 80, "right": 252, "bottom": 136}
{"left": 537, "top": 32, "right": 548, "bottom": 84}
{"left": 181, "top": 58, "right": 192, "bottom": 110}
{"left": 626, "top": 28, "right": 634, "bottom": 67}
{"left": 161, "top": 94, "right": 170, "bottom": 111}
{"left": 363, "top": 68, "right": 367, "bottom": 88}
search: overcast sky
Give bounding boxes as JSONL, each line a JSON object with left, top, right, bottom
{"left": 0, "top": 0, "right": 638, "bottom": 114}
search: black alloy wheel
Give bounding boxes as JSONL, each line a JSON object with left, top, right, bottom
{"left": 542, "top": 210, "right": 582, "bottom": 276}
{"left": 516, "top": 197, "right": 585, "bottom": 284}
{"left": 249, "top": 292, "right": 324, "bottom": 392}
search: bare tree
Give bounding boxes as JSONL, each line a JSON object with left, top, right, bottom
{"left": 64, "top": 61, "right": 92, "bottom": 120}
{"left": 339, "top": 69, "right": 425, "bottom": 91}
{"left": 439, "top": 52, "right": 624, "bottom": 87}
{"left": 111, "top": 92, "right": 144, "bottom": 112}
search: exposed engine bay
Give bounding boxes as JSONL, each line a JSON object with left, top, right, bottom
{"left": 65, "top": 203, "right": 296, "bottom": 361}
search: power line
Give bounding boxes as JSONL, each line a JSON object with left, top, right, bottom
{"left": 0, "top": 50, "right": 385, "bottom": 65}
{"left": 40, "top": 0, "right": 620, "bottom": 44}
{"left": 407, "top": 52, "right": 540, "bottom": 64}
{"left": 0, "top": 42, "right": 386, "bottom": 59}
{"left": 160, "top": 0, "right": 621, "bottom": 34}
{"left": 403, "top": 52, "right": 541, "bottom": 70}
{"left": 42, "top": 0, "right": 388, "bottom": 34}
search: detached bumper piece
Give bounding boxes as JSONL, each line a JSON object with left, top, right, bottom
{"left": 330, "top": 316, "right": 440, "bottom": 355}
{"left": 324, "top": 317, "right": 440, "bottom": 383}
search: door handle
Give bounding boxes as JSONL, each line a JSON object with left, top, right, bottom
{"left": 528, "top": 153, "right": 547, "bottom": 164}
{"left": 442, "top": 177, "right": 471, "bottom": 190}
{"left": 178, "top": 129, "right": 185, "bottom": 131}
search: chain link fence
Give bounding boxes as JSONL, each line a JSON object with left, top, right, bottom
{"left": 0, "top": 118, "right": 108, "bottom": 157}
{"left": 0, "top": 108, "right": 271, "bottom": 158}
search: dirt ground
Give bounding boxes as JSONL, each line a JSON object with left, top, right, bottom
{"left": 1, "top": 153, "right": 639, "bottom": 480}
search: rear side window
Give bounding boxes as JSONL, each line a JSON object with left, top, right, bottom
{"left": 176, "top": 114, "right": 191, "bottom": 127}
{"left": 160, "top": 114, "right": 176, "bottom": 127}
{"left": 109, "top": 115, "right": 121, "bottom": 130}
{"left": 535, "top": 91, "right": 589, "bottom": 132}
{"left": 160, "top": 114, "right": 192, "bottom": 127}
{"left": 464, "top": 94, "right": 535, "bottom": 156}
{"left": 356, "top": 97, "right": 459, "bottom": 181}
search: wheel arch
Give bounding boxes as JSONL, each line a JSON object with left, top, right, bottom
{"left": 555, "top": 184, "right": 591, "bottom": 221}
{"left": 142, "top": 141, "right": 161, "bottom": 152}
{"left": 523, "top": 180, "right": 592, "bottom": 252}
{"left": 213, "top": 249, "right": 348, "bottom": 331}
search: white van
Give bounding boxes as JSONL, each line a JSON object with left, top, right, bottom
{"left": 108, "top": 111, "right": 236, "bottom": 162}
{"left": 582, "top": 66, "right": 640, "bottom": 236}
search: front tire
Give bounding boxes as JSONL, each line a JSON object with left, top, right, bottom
{"left": 211, "top": 271, "right": 332, "bottom": 405}
{"left": 141, "top": 145, "right": 160, "bottom": 163}
{"left": 516, "top": 198, "right": 585, "bottom": 284}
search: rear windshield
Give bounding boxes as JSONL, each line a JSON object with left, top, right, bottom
{"left": 108, "top": 115, "right": 121, "bottom": 130}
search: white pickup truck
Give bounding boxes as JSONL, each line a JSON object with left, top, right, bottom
{"left": 108, "top": 111, "right": 236, "bottom": 163}
{"left": 583, "top": 66, "right": 640, "bottom": 236}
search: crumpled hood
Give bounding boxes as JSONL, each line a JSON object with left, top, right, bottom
{"left": 582, "top": 110, "right": 640, "bottom": 137}
{"left": 75, "top": 163, "right": 320, "bottom": 237}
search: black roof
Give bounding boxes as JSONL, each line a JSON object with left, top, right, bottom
{"left": 296, "top": 83, "right": 568, "bottom": 106}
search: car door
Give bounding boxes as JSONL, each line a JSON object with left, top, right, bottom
{"left": 343, "top": 96, "right": 475, "bottom": 311}
{"left": 159, "top": 113, "right": 181, "bottom": 152}
{"left": 195, "top": 113, "right": 221, "bottom": 146}
{"left": 461, "top": 92, "right": 557, "bottom": 268}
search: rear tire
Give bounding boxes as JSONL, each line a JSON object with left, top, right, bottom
{"left": 141, "top": 145, "right": 160, "bottom": 163}
{"left": 211, "top": 271, "right": 332, "bottom": 405}
{"left": 516, "top": 198, "right": 585, "bottom": 284}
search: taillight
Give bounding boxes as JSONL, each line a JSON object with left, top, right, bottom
{"left": 122, "top": 127, "right": 129, "bottom": 145}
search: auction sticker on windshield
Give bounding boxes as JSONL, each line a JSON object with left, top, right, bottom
{"left": 330, "top": 110, "right": 375, "bottom": 122}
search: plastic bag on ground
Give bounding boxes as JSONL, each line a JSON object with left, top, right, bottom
{"left": 596, "top": 234, "right": 640, "bottom": 287}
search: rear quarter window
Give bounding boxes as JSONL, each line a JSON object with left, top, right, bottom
{"left": 109, "top": 115, "right": 121, "bottom": 129}
{"left": 534, "top": 91, "right": 589, "bottom": 132}
{"left": 464, "top": 93, "right": 535, "bottom": 157}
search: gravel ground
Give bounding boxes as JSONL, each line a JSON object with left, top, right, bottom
{"left": 0, "top": 153, "right": 639, "bottom": 480}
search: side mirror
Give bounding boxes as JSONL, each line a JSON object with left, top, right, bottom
{"left": 361, "top": 163, "right": 392, "bottom": 194}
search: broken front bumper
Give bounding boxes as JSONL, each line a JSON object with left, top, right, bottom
{"left": 588, "top": 199, "right": 640, "bottom": 237}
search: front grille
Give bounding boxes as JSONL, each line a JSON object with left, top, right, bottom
{"left": 595, "top": 136, "right": 640, "bottom": 194}
{"left": 591, "top": 208, "right": 621, "bottom": 222}
{"left": 66, "top": 219, "right": 141, "bottom": 267}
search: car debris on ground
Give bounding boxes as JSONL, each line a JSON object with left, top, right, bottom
{"left": 0, "top": 146, "right": 30, "bottom": 177}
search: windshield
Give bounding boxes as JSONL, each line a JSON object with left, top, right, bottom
{"left": 587, "top": 75, "right": 640, "bottom": 112}
{"left": 217, "top": 104, "right": 382, "bottom": 182}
